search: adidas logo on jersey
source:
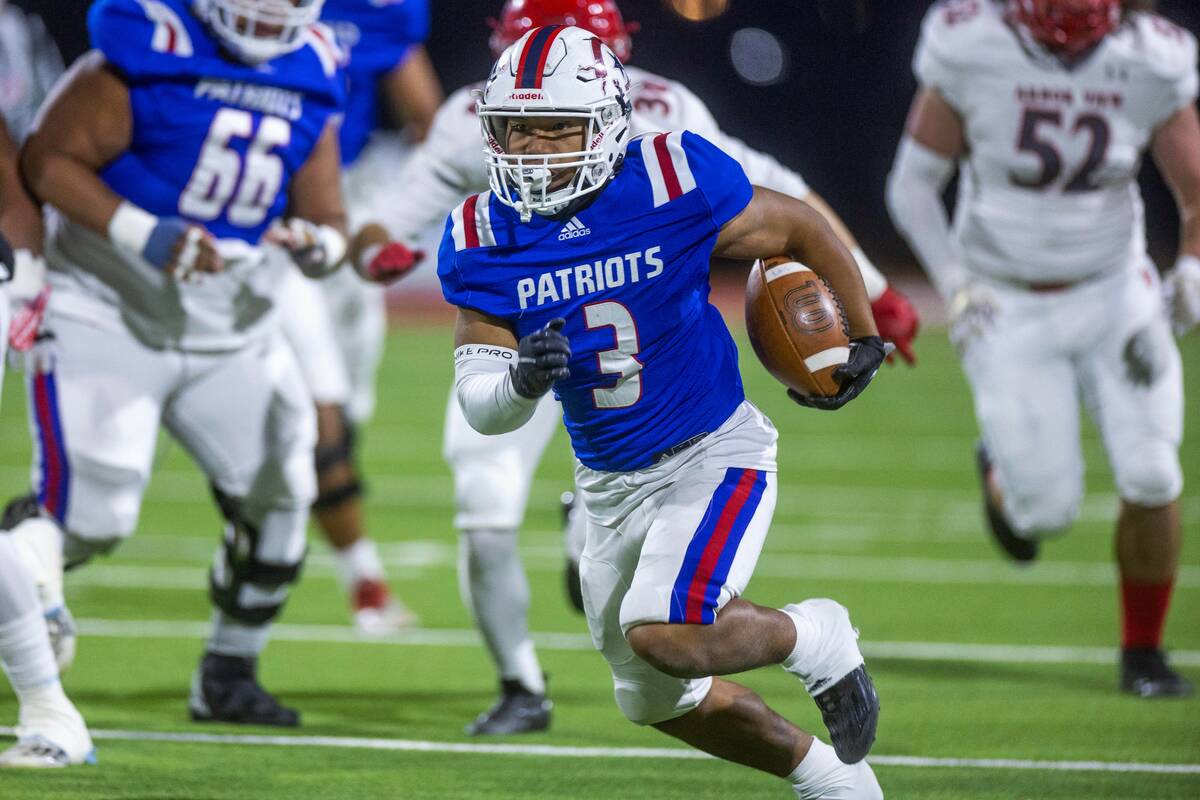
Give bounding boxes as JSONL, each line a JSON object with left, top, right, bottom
{"left": 558, "top": 217, "right": 591, "bottom": 241}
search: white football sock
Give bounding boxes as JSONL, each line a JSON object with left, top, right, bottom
{"left": 789, "top": 738, "right": 883, "bottom": 799}
{"left": 459, "top": 528, "right": 545, "bottom": 694}
{"left": 0, "top": 539, "right": 60, "bottom": 699}
{"left": 8, "top": 517, "right": 66, "bottom": 613}
{"left": 206, "top": 612, "right": 270, "bottom": 658}
{"left": 333, "top": 538, "right": 386, "bottom": 591}
{"left": 781, "top": 600, "right": 864, "bottom": 695}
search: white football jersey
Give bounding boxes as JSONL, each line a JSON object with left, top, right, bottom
{"left": 386, "top": 65, "right": 811, "bottom": 242}
{"left": 916, "top": 0, "right": 1198, "bottom": 284}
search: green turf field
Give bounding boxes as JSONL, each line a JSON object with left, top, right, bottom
{"left": 1, "top": 323, "right": 1197, "bottom": 799}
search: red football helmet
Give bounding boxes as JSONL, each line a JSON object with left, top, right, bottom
{"left": 489, "top": 0, "right": 637, "bottom": 61}
{"left": 1009, "top": 0, "right": 1121, "bottom": 56}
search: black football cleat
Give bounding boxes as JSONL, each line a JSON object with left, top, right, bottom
{"left": 466, "top": 679, "right": 552, "bottom": 736}
{"left": 976, "top": 443, "right": 1038, "bottom": 563}
{"left": 1121, "top": 648, "right": 1194, "bottom": 698}
{"left": 189, "top": 653, "right": 300, "bottom": 727}
{"left": 1, "top": 493, "right": 40, "bottom": 530}
{"left": 813, "top": 665, "right": 880, "bottom": 764}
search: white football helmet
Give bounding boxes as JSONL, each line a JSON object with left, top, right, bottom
{"left": 195, "top": 0, "right": 324, "bottom": 64}
{"left": 478, "top": 25, "right": 632, "bottom": 221}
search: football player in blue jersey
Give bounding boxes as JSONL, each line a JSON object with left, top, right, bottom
{"left": 277, "top": 0, "right": 441, "bottom": 634}
{"left": 4, "top": 0, "right": 381, "bottom": 728}
{"left": 440, "top": 26, "right": 884, "bottom": 799}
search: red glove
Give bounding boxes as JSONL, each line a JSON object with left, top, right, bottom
{"left": 8, "top": 286, "right": 51, "bottom": 353}
{"left": 357, "top": 242, "right": 425, "bottom": 285}
{"left": 870, "top": 285, "right": 919, "bottom": 365}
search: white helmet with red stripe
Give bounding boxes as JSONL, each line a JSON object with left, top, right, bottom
{"left": 478, "top": 25, "right": 632, "bottom": 221}
{"left": 196, "top": 0, "right": 325, "bottom": 64}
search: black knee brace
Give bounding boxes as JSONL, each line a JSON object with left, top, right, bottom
{"left": 209, "top": 487, "right": 304, "bottom": 625}
{"left": 312, "top": 409, "right": 364, "bottom": 511}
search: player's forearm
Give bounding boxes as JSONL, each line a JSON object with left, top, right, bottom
{"left": 788, "top": 204, "right": 878, "bottom": 340}
{"left": 288, "top": 122, "right": 348, "bottom": 238}
{"left": 384, "top": 47, "right": 444, "bottom": 143}
{"left": 0, "top": 146, "right": 44, "bottom": 253}
{"left": 803, "top": 191, "right": 888, "bottom": 301}
{"left": 21, "top": 144, "right": 122, "bottom": 237}
{"left": 454, "top": 346, "right": 539, "bottom": 435}
{"left": 886, "top": 136, "right": 964, "bottom": 302}
{"left": 1151, "top": 105, "right": 1200, "bottom": 262}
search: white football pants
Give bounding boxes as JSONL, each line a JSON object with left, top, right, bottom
{"left": 25, "top": 307, "right": 314, "bottom": 599}
{"left": 962, "top": 262, "right": 1183, "bottom": 536}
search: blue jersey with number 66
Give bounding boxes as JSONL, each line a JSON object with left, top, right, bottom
{"left": 89, "top": 0, "right": 346, "bottom": 245}
{"left": 42, "top": 0, "right": 346, "bottom": 351}
{"left": 439, "top": 131, "right": 752, "bottom": 472}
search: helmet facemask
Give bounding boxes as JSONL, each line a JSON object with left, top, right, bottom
{"left": 197, "top": 0, "right": 324, "bottom": 64}
{"left": 478, "top": 27, "right": 632, "bottom": 222}
{"left": 1008, "top": 0, "right": 1121, "bottom": 58}
{"left": 479, "top": 101, "right": 629, "bottom": 221}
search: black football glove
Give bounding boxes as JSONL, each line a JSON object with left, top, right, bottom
{"left": 511, "top": 318, "right": 572, "bottom": 399}
{"left": 789, "top": 336, "right": 890, "bottom": 411}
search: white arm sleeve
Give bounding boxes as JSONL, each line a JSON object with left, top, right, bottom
{"left": 886, "top": 135, "right": 964, "bottom": 301}
{"left": 454, "top": 345, "right": 539, "bottom": 435}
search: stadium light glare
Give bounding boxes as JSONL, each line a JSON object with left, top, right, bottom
{"left": 729, "top": 27, "right": 788, "bottom": 86}
{"left": 665, "top": 0, "right": 729, "bottom": 23}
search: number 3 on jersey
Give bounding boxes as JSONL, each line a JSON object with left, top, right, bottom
{"left": 585, "top": 301, "right": 643, "bottom": 409}
{"left": 179, "top": 108, "right": 289, "bottom": 226}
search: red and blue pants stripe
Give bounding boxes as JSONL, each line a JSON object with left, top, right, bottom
{"left": 669, "top": 468, "right": 769, "bottom": 625}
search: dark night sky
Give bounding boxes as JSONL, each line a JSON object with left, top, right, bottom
{"left": 18, "top": 0, "right": 1200, "bottom": 270}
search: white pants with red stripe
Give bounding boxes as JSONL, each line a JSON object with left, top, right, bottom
{"left": 961, "top": 261, "right": 1184, "bottom": 536}
{"left": 575, "top": 401, "right": 778, "bottom": 726}
{"left": 25, "top": 308, "right": 315, "bottom": 561}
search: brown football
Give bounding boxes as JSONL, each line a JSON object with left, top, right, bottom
{"left": 745, "top": 256, "right": 850, "bottom": 397}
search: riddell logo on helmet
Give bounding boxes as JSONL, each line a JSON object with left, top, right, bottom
{"left": 508, "top": 91, "right": 545, "bottom": 101}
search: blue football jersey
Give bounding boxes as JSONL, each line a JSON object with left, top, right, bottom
{"left": 439, "top": 131, "right": 754, "bottom": 472}
{"left": 89, "top": 0, "right": 346, "bottom": 245}
{"left": 321, "top": 0, "right": 430, "bottom": 165}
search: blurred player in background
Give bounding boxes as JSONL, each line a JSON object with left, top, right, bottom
{"left": 392, "top": 0, "right": 919, "bottom": 735}
{"left": 0, "top": 0, "right": 61, "bottom": 320}
{"left": 888, "top": 0, "right": 1198, "bottom": 696}
{"left": 0, "top": 5, "right": 91, "bottom": 768}
{"left": 277, "top": 0, "right": 441, "bottom": 634}
{"left": 6, "top": 0, "right": 378, "bottom": 727}
{"left": 443, "top": 26, "right": 884, "bottom": 798}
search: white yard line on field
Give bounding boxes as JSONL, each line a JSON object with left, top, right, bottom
{"left": 66, "top": 553, "right": 1200, "bottom": 590}
{"left": 11, "top": 464, "right": 1197, "bottom": 516}
{"left": 0, "top": 726, "right": 1195, "bottom": 774}
{"left": 72, "top": 618, "right": 1200, "bottom": 667}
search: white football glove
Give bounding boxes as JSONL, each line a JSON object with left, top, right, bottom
{"left": 265, "top": 218, "right": 347, "bottom": 279}
{"left": 1164, "top": 255, "right": 1200, "bottom": 336}
{"left": 948, "top": 283, "right": 1000, "bottom": 353}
